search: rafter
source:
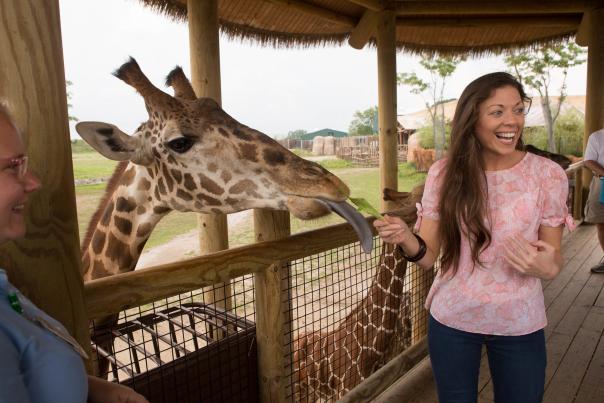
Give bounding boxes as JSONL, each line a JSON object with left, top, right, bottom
{"left": 396, "top": 15, "right": 582, "bottom": 29}
{"left": 349, "top": 9, "right": 378, "bottom": 49}
{"left": 395, "top": 1, "right": 601, "bottom": 15}
{"left": 262, "top": 0, "right": 355, "bottom": 27}
{"left": 343, "top": 0, "right": 384, "bottom": 12}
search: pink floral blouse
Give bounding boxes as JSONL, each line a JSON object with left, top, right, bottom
{"left": 419, "top": 152, "right": 574, "bottom": 335}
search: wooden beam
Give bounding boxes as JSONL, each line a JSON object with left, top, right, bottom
{"left": 582, "top": 8, "right": 604, "bottom": 196}
{"left": 377, "top": 10, "right": 398, "bottom": 212}
{"left": 576, "top": 11, "right": 592, "bottom": 46}
{"left": 396, "top": 1, "right": 600, "bottom": 15}
{"left": 84, "top": 220, "right": 377, "bottom": 319}
{"left": 0, "top": 0, "right": 92, "bottom": 367}
{"left": 396, "top": 15, "right": 582, "bottom": 29}
{"left": 344, "top": 0, "right": 384, "bottom": 12}
{"left": 254, "top": 210, "right": 291, "bottom": 403}
{"left": 188, "top": 0, "right": 233, "bottom": 327}
{"left": 263, "top": 0, "right": 356, "bottom": 27}
{"left": 338, "top": 337, "right": 429, "bottom": 403}
{"left": 349, "top": 9, "right": 379, "bottom": 49}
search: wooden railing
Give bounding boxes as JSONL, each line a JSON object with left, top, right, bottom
{"left": 83, "top": 212, "right": 435, "bottom": 402}
{"left": 84, "top": 220, "right": 375, "bottom": 320}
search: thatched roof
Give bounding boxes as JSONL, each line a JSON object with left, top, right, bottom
{"left": 136, "top": 0, "right": 603, "bottom": 55}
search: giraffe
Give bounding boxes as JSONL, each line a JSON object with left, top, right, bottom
{"left": 75, "top": 58, "right": 372, "bottom": 373}
{"left": 293, "top": 184, "right": 424, "bottom": 402}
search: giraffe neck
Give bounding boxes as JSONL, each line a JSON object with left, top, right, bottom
{"left": 82, "top": 164, "right": 168, "bottom": 282}
{"left": 339, "top": 243, "right": 406, "bottom": 335}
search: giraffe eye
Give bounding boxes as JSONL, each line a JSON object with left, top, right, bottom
{"left": 167, "top": 137, "right": 195, "bottom": 153}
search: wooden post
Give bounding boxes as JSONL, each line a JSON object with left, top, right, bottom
{"left": 376, "top": 10, "right": 398, "bottom": 212}
{"left": 254, "top": 210, "right": 291, "bottom": 403}
{"left": 187, "top": 0, "right": 232, "bottom": 329}
{"left": 409, "top": 265, "right": 434, "bottom": 343}
{"left": 0, "top": 0, "right": 91, "bottom": 365}
{"left": 580, "top": 8, "right": 604, "bottom": 204}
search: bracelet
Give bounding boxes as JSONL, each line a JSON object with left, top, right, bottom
{"left": 397, "top": 233, "right": 427, "bottom": 262}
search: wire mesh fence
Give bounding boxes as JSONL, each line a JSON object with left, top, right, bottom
{"left": 88, "top": 236, "right": 437, "bottom": 402}
{"left": 287, "top": 237, "right": 438, "bottom": 402}
{"left": 89, "top": 276, "right": 258, "bottom": 403}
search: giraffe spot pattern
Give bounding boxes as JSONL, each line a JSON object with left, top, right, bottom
{"left": 114, "top": 216, "right": 133, "bottom": 236}
{"left": 107, "top": 232, "right": 133, "bottom": 270}
{"left": 121, "top": 167, "right": 137, "bottom": 186}
{"left": 91, "top": 231, "right": 106, "bottom": 255}
{"left": 162, "top": 164, "right": 174, "bottom": 192}
{"left": 196, "top": 193, "right": 221, "bottom": 206}
{"left": 153, "top": 206, "right": 171, "bottom": 215}
{"left": 115, "top": 197, "right": 137, "bottom": 213}
{"left": 176, "top": 189, "right": 193, "bottom": 201}
{"left": 137, "top": 223, "right": 153, "bottom": 238}
{"left": 263, "top": 148, "right": 286, "bottom": 166}
{"left": 229, "top": 179, "right": 258, "bottom": 195}
{"left": 92, "top": 259, "right": 113, "bottom": 279}
{"left": 198, "top": 173, "right": 224, "bottom": 195}
{"left": 183, "top": 173, "right": 197, "bottom": 191}
{"left": 138, "top": 178, "right": 152, "bottom": 191}
{"left": 170, "top": 169, "right": 182, "bottom": 184}
{"left": 238, "top": 143, "right": 258, "bottom": 162}
{"left": 220, "top": 170, "right": 232, "bottom": 184}
{"left": 101, "top": 201, "right": 114, "bottom": 227}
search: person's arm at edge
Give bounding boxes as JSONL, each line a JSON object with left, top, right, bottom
{"left": 583, "top": 159, "right": 604, "bottom": 177}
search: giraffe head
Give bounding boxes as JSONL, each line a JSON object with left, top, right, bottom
{"left": 76, "top": 58, "right": 371, "bottom": 250}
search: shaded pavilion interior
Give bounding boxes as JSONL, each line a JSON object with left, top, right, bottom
{"left": 0, "top": 0, "right": 603, "bottom": 402}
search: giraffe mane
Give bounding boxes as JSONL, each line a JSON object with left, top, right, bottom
{"left": 81, "top": 161, "right": 129, "bottom": 252}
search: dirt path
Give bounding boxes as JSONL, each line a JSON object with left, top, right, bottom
{"left": 135, "top": 210, "right": 251, "bottom": 269}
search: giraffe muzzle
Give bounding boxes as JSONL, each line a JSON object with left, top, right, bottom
{"left": 320, "top": 199, "right": 373, "bottom": 254}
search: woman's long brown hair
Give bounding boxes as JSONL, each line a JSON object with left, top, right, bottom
{"left": 438, "top": 72, "right": 530, "bottom": 275}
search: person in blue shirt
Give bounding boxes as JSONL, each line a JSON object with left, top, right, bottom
{"left": 0, "top": 102, "right": 148, "bottom": 403}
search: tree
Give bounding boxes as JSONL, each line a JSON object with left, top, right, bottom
{"left": 398, "top": 56, "right": 465, "bottom": 159}
{"left": 348, "top": 106, "right": 377, "bottom": 136}
{"left": 286, "top": 129, "right": 308, "bottom": 139}
{"left": 66, "top": 80, "right": 78, "bottom": 122}
{"left": 505, "top": 42, "right": 585, "bottom": 153}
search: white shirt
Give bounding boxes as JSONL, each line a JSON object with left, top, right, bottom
{"left": 584, "top": 128, "right": 604, "bottom": 167}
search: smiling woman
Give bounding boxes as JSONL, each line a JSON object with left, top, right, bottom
{"left": 373, "top": 72, "right": 574, "bottom": 403}
{"left": 0, "top": 102, "right": 148, "bottom": 403}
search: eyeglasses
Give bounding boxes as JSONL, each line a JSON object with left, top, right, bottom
{"left": 1, "top": 156, "right": 28, "bottom": 180}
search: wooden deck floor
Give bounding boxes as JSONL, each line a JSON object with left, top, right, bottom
{"left": 377, "top": 223, "right": 604, "bottom": 403}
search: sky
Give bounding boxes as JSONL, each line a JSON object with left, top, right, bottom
{"left": 59, "top": 0, "right": 588, "bottom": 139}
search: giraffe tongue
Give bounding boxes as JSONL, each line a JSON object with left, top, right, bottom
{"left": 321, "top": 199, "right": 373, "bottom": 254}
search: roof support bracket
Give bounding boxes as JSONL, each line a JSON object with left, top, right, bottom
{"left": 349, "top": 9, "right": 379, "bottom": 49}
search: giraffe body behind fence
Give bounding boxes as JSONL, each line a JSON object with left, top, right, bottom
{"left": 293, "top": 185, "right": 424, "bottom": 401}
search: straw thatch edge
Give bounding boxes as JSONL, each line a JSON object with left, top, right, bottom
{"left": 136, "top": 0, "right": 578, "bottom": 55}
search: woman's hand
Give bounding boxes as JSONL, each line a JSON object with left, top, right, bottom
{"left": 503, "top": 234, "right": 561, "bottom": 280}
{"left": 373, "top": 214, "right": 414, "bottom": 246}
{"left": 87, "top": 375, "right": 149, "bottom": 403}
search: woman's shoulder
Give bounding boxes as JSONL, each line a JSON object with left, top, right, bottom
{"left": 427, "top": 157, "right": 448, "bottom": 176}
{"left": 524, "top": 152, "right": 566, "bottom": 179}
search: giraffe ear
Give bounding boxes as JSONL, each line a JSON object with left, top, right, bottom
{"left": 75, "top": 121, "right": 152, "bottom": 165}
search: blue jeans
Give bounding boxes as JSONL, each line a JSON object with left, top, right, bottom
{"left": 428, "top": 314, "right": 546, "bottom": 403}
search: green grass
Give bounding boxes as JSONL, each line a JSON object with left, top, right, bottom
{"left": 291, "top": 148, "right": 313, "bottom": 157}
{"left": 70, "top": 139, "right": 96, "bottom": 153}
{"left": 72, "top": 153, "right": 118, "bottom": 181}
{"left": 317, "top": 159, "right": 352, "bottom": 169}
